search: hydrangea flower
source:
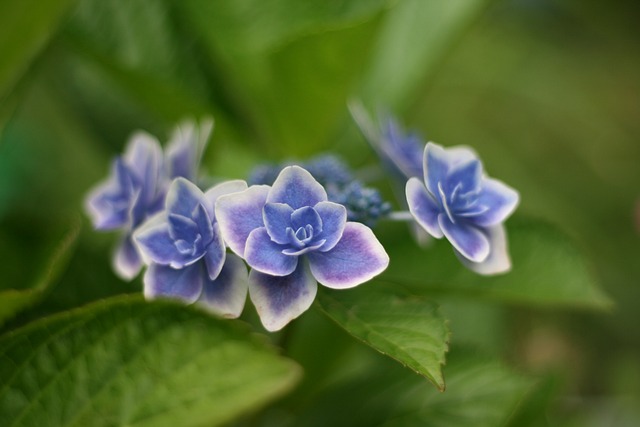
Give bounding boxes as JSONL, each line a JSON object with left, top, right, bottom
{"left": 85, "top": 119, "right": 212, "bottom": 279}
{"left": 134, "top": 178, "right": 248, "bottom": 318}
{"left": 216, "top": 166, "right": 390, "bottom": 331}
{"left": 85, "top": 133, "right": 165, "bottom": 279}
{"left": 248, "top": 154, "right": 391, "bottom": 227}
{"left": 406, "top": 142, "right": 519, "bottom": 275}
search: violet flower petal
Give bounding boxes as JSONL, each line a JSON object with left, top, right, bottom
{"left": 406, "top": 177, "right": 444, "bottom": 238}
{"left": 199, "top": 253, "right": 248, "bottom": 318}
{"left": 437, "top": 215, "right": 490, "bottom": 263}
{"left": 424, "top": 142, "right": 477, "bottom": 196}
{"left": 215, "top": 185, "right": 270, "bottom": 257}
{"left": 203, "top": 180, "right": 248, "bottom": 219}
{"left": 113, "top": 235, "right": 142, "bottom": 280}
{"left": 203, "top": 224, "right": 226, "bottom": 280}
{"left": 134, "top": 213, "right": 200, "bottom": 268}
{"left": 308, "top": 222, "right": 389, "bottom": 289}
{"left": 454, "top": 224, "right": 512, "bottom": 275}
{"left": 314, "top": 201, "right": 347, "bottom": 252}
{"left": 467, "top": 178, "right": 519, "bottom": 227}
{"left": 144, "top": 262, "right": 204, "bottom": 303}
{"left": 249, "top": 263, "right": 317, "bottom": 332}
{"left": 165, "top": 177, "right": 204, "bottom": 218}
{"left": 244, "top": 227, "right": 298, "bottom": 276}
{"left": 263, "top": 203, "right": 294, "bottom": 244}
{"left": 267, "top": 165, "right": 327, "bottom": 209}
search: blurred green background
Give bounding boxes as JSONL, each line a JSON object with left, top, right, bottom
{"left": 1, "top": 0, "right": 639, "bottom": 426}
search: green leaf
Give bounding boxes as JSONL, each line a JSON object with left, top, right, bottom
{"left": 380, "top": 351, "right": 534, "bottom": 427}
{"left": 0, "top": 217, "right": 80, "bottom": 327}
{"left": 178, "top": 0, "right": 390, "bottom": 155}
{"left": 358, "top": 0, "right": 493, "bottom": 111}
{"left": 0, "top": 296, "right": 301, "bottom": 427}
{"left": 284, "top": 347, "right": 533, "bottom": 427}
{"left": 317, "top": 285, "right": 450, "bottom": 390}
{"left": 380, "top": 218, "right": 612, "bottom": 309}
{"left": 0, "top": 0, "right": 77, "bottom": 126}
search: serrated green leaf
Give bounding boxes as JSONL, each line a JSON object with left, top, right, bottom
{"left": 0, "top": 217, "right": 80, "bottom": 327}
{"left": 317, "top": 285, "right": 450, "bottom": 390}
{"left": 358, "top": 0, "right": 493, "bottom": 111}
{"left": 0, "top": 296, "right": 301, "bottom": 427}
{"left": 380, "top": 218, "right": 612, "bottom": 309}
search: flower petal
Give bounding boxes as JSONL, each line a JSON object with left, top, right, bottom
{"left": 263, "top": 202, "right": 294, "bottom": 244}
{"left": 112, "top": 235, "right": 142, "bottom": 280}
{"left": 424, "top": 142, "right": 477, "bottom": 196}
{"left": 467, "top": 178, "right": 519, "bottom": 227}
{"left": 308, "top": 222, "right": 389, "bottom": 289}
{"left": 85, "top": 160, "right": 135, "bottom": 230}
{"left": 199, "top": 253, "right": 248, "bottom": 318}
{"left": 446, "top": 159, "right": 482, "bottom": 197}
{"left": 438, "top": 215, "right": 490, "bottom": 262}
{"left": 134, "top": 213, "right": 200, "bottom": 268}
{"left": 165, "top": 177, "right": 205, "bottom": 218}
{"left": 124, "top": 132, "right": 163, "bottom": 207}
{"left": 455, "top": 224, "right": 511, "bottom": 275}
{"left": 314, "top": 201, "right": 347, "bottom": 252}
{"left": 406, "top": 177, "right": 444, "bottom": 238}
{"left": 144, "top": 262, "right": 204, "bottom": 303}
{"left": 267, "top": 165, "right": 327, "bottom": 209}
{"left": 203, "top": 180, "right": 248, "bottom": 219}
{"left": 245, "top": 227, "right": 298, "bottom": 276}
{"left": 249, "top": 263, "right": 317, "bottom": 332}
{"left": 215, "top": 185, "right": 270, "bottom": 257}
{"left": 203, "top": 224, "right": 226, "bottom": 280}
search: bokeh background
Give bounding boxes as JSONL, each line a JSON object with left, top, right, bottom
{"left": 1, "top": 0, "right": 639, "bottom": 425}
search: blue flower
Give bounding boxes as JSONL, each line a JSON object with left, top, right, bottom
{"left": 134, "top": 178, "right": 249, "bottom": 318}
{"left": 216, "top": 166, "right": 389, "bottom": 331}
{"left": 406, "top": 143, "right": 520, "bottom": 275}
{"left": 85, "top": 133, "right": 166, "bottom": 279}
{"left": 85, "top": 119, "right": 212, "bottom": 279}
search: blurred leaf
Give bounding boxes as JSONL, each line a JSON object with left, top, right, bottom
{"left": 317, "top": 285, "right": 450, "bottom": 390}
{"left": 358, "top": 0, "right": 493, "bottom": 111}
{"left": 0, "top": 217, "right": 80, "bottom": 327}
{"left": 380, "top": 218, "right": 612, "bottom": 309}
{"left": 0, "top": 0, "right": 76, "bottom": 128}
{"left": 381, "top": 351, "right": 533, "bottom": 427}
{"left": 282, "top": 347, "right": 533, "bottom": 427}
{"left": 178, "top": 0, "right": 390, "bottom": 155}
{"left": 0, "top": 296, "right": 301, "bottom": 427}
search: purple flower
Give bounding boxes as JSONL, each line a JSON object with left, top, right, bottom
{"left": 406, "top": 143, "right": 520, "bottom": 275}
{"left": 134, "top": 178, "right": 248, "bottom": 318}
{"left": 85, "top": 133, "right": 165, "bottom": 279}
{"left": 85, "top": 119, "right": 213, "bottom": 280}
{"left": 216, "top": 166, "right": 390, "bottom": 331}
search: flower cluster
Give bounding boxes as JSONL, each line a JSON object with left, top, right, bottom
{"left": 86, "top": 110, "right": 519, "bottom": 331}
{"left": 85, "top": 119, "right": 212, "bottom": 279}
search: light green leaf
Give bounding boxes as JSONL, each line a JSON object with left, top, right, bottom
{"left": 317, "top": 285, "right": 450, "bottom": 390}
{"left": 359, "top": 0, "right": 493, "bottom": 111}
{"left": 380, "top": 218, "right": 612, "bottom": 309}
{"left": 0, "top": 217, "right": 80, "bottom": 327}
{"left": 0, "top": 296, "right": 301, "bottom": 427}
{"left": 0, "top": 0, "right": 77, "bottom": 127}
